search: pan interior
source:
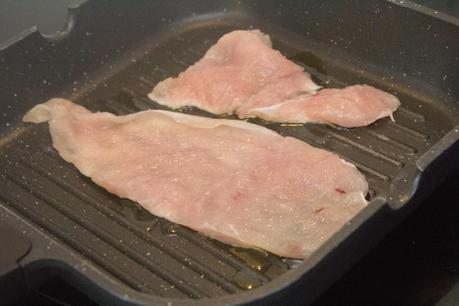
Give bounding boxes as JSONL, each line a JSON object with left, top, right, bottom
{"left": 0, "top": 13, "right": 457, "bottom": 300}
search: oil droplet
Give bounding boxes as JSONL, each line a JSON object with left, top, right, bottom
{"left": 232, "top": 269, "right": 263, "bottom": 290}
{"left": 282, "top": 258, "right": 303, "bottom": 269}
{"left": 161, "top": 222, "right": 177, "bottom": 235}
{"left": 264, "top": 261, "right": 289, "bottom": 279}
{"left": 229, "top": 248, "right": 271, "bottom": 272}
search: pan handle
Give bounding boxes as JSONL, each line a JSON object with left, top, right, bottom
{"left": 0, "top": 224, "right": 32, "bottom": 305}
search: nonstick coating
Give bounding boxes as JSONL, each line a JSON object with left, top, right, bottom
{"left": 0, "top": 1, "right": 458, "bottom": 305}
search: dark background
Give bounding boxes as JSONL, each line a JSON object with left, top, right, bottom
{"left": 1, "top": 1, "right": 459, "bottom": 305}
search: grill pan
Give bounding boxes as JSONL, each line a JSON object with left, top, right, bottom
{"left": 0, "top": 1, "right": 458, "bottom": 305}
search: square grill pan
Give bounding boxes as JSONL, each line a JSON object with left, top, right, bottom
{"left": 0, "top": 1, "right": 458, "bottom": 305}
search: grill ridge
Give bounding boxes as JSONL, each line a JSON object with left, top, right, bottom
{"left": 28, "top": 153, "right": 241, "bottom": 294}
{"left": 0, "top": 20, "right": 453, "bottom": 302}
{"left": 6, "top": 160, "right": 207, "bottom": 298}
{"left": 0, "top": 180, "right": 165, "bottom": 295}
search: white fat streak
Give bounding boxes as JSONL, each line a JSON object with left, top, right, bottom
{"left": 359, "top": 192, "right": 368, "bottom": 205}
{"left": 339, "top": 159, "right": 369, "bottom": 202}
{"left": 305, "top": 83, "right": 323, "bottom": 93}
{"left": 248, "top": 100, "right": 312, "bottom": 123}
{"left": 247, "top": 91, "right": 314, "bottom": 115}
{"left": 386, "top": 95, "right": 401, "bottom": 122}
{"left": 149, "top": 91, "right": 236, "bottom": 118}
{"left": 377, "top": 109, "right": 397, "bottom": 122}
{"left": 148, "top": 91, "right": 184, "bottom": 109}
{"left": 228, "top": 224, "right": 242, "bottom": 241}
{"left": 150, "top": 109, "right": 280, "bottom": 137}
{"left": 249, "top": 102, "right": 284, "bottom": 114}
{"left": 389, "top": 112, "right": 396, "bottom": 122}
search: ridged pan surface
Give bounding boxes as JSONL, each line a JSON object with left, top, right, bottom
{"left": 0, "top": 4, "right": 458, "bottom": 303}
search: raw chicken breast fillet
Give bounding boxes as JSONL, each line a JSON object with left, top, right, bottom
{"left": 247, "top": 85, "right": 401, "bottom": 128}
{"left": 23, "top": 98, "right": 368, "bottom": 258}
{"left": 149, "top": 30, "right": 319, "bottom": 115}
{"left": 149, "top": 30, "right": 400, "bottom": 127}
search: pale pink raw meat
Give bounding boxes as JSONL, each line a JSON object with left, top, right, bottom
{"left": 23, "top": 98, "right": 368, "bottom": 258}
{"left": 247, "top": 85, "right": 401, "bottom": 128}
{"left": 149, "top": 30, "right": 319, "bottom": 115}
{"left": 236, "top": 71, "right": 317, "bottom": 118}
{"left": 149, "top": 30, "right": 400, "bottom": 127}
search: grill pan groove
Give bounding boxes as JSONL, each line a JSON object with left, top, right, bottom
{"left": 0, "top": 1, "right": 458, "bottom": 305}
{"left": 0, "top": 187, "right": 166, "bottom": 296}
{"left": 29, "top": 150, "right": 243, "bottom": 293}
{"left": 4, "top": 159, "right": 209, "bottom": 298}
{"left": 2, "top": 131, "right": 282, "bottom": 297}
